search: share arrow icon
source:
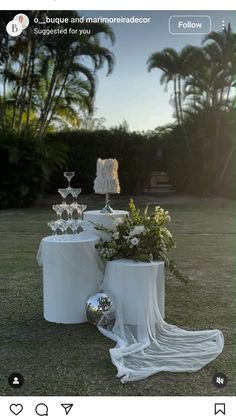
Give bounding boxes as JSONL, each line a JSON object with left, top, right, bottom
{"left": 61, "top": 404, "right": 73, "bottom": 415}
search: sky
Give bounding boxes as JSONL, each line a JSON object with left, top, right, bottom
{"left": 81, "top": 10, "right": 235, "bottom": 131}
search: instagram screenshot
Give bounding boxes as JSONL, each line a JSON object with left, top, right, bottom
{"left": 0, "top": 1, "right": 234, "bottom": 417}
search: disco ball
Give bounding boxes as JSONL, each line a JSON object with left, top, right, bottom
{"left": 86, "top": 292, "right": 115, "bottom": 328}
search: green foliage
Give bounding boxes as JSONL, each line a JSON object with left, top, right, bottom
{"left": 95, "top": 199, "right": 188, "bottom": 283}
{"left": 47, "top": 129, "right": 159, "bottom": 194}
{"left": 0, "top": 130, "right": 68, "bottom": 208}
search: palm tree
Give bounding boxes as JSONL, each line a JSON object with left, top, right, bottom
{"left": 35, "top": 12, "right": 115, "bottom": 137}
{"left": 202, "top": 24, "right": 236, "bottom": 104}
{"left": 147, "top": 48, "right": 182, "bottom": 125}
{"left": 0, "top": 11, "right": 115, "bottom": 136}
{"left": 147, "top": 47, "right": 196, "bottom": 153}
{"left": 147, "top": 26, "right": 235, "bottom": 195}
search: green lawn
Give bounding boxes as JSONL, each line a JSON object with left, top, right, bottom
{"left": 0, "top": 195, "right": 234, "bottom": 396}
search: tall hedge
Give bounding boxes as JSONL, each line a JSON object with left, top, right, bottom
{"left": 165, "top": 110, "right": 234, "bottom": 198}
{"left": 47, "top": 129, "right": 159, "bottom": 194}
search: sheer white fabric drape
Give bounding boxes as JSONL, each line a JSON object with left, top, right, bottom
{"left": 98, "top": 260, "right": 224, "bottom": 383}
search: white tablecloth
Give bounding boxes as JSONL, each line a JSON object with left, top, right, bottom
{"left": 102, "top": 259, "right": 165, "bottom": 320}
{"left": 99, "top": 259, "right": 224, "bottom": 383}
{"left": 83, "top": 210, "right": 128, "bottom": 239}
{"left": 37, "top": 235, "right": 104, "bottom": 324}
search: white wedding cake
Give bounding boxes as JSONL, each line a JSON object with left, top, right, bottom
{"left": 84, "top": 158, "right": 128, "bottom": 234}
{"left": 94, "top": 158, "right": 120, "bottom": 194}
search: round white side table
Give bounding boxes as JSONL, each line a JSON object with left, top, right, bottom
{"left": 37, "top": 235, "right": 104, "bottom": 324}
{"left": 83, "top": 210, "right": 128, "bottom": 239}
{"left": 103, "top": 259, "right": 165, "bottom": 321}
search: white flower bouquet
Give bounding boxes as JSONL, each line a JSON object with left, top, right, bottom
{"left": 95, "top": 199, "right": 188, "bottom": 282}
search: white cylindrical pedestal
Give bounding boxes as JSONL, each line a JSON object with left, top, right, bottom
{"left": 83, "top": 210, "right": 128, "bottom": 239}
{"left": 103, "top": 259, "right": 165, "bottom": 321}
{"left": 37, "top": 235, "right": 104, "bottom": 324}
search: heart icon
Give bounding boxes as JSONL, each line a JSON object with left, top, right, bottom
{"left": 9, "top": 404, "right": 23, "bottom": 415}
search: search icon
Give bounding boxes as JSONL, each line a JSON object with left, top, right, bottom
{"left": 35, "top": 404, "right": 48, "bottom": 416}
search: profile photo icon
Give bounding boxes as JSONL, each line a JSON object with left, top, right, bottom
{"left": 14, "top": 13, "right": 29, "bottom": 30}
{"left": 6, "top": 13, "right": 29, "bottom": 37}
{"left": 6, "top": 20, "right": 22, "bottom": 37}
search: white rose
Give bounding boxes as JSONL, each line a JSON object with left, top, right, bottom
{"left": 129, "top": 225, "right": 145, "bottom": 236}
{"left": 130, "top": 237, "right": 139, "bottom": 246}
{"left": 112, "top": 217, "right": 123, "bottom": 229}
{"left": 113, "top": 232, "right": 120, "bottom": 240}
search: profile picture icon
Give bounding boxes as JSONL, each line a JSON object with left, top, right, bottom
{"left": 6, "top": 20, "right": 23, "bottom": 37}
{"left": 6, "top": 13, "right": 29, "bottom": 37}
{"left": 14, "top": 13, "right": 29, "bottom": 30}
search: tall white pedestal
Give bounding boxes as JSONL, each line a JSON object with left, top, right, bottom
{"left": 83, "top": 210, "right": 128, "bottom": 239}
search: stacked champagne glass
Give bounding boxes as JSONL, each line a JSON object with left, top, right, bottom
{"left": 47, "top": 172, "right": 87, "bottom": 237}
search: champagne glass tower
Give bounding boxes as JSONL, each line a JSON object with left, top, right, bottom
{"left": 47, "top": 172, "right": 87, "bottom": 236}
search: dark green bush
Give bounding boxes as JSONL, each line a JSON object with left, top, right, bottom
{"left": 0, "top": 130, "right": 68, "bottom": 208}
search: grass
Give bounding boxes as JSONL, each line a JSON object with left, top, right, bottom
{"left": 0, "top": 194, "right": 234, "bottom": 396}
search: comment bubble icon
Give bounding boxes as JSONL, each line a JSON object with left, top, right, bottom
{"left": 35, "top": 404, "right": 48, "bottom": 416}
